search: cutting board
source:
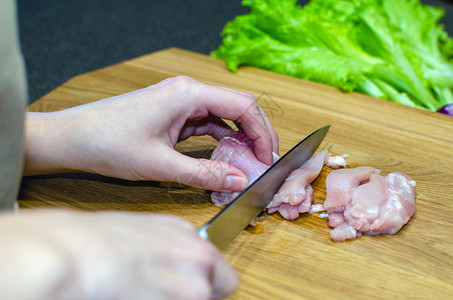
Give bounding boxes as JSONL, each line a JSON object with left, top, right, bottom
{"left": 22, "top": 48, "right": 453, "bottom": 299}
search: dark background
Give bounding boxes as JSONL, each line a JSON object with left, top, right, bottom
{"left": 17, "top": 0, "right": 453, "bottom": 103}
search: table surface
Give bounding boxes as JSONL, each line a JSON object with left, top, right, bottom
{"left": 22, "top": 48, "right": 453, "bottom": 299}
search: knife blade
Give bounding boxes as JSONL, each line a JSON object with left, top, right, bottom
{"left": 198, "top": 125, "right": 330, "bottom": 250}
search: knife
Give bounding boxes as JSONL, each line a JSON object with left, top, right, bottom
{"left": 198, "top": 125, "right": 330, "bottom": 250}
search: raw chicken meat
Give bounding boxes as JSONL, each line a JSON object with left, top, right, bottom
{"left": 209, "top": 131, "right": 416, "bottom": 241}
{"left": 325, "top": 154, "right": 349, "bottom": 169}
{"left": 266, "top": 150, "right": 345, "bottom": 220}
{"left": 210, "top": 132, "right": 347, "bottom": 222}
{"left": 324, "top": 167, "right": 380, "bottom": 209}
{"left": 210, "top": 131, "right": 279, "bottom": 207}
{"left": 324, "top": 168, "right": 416, "bottom": 242}
{"left": 309, "top": 203, "right": 325, "bottom": 213}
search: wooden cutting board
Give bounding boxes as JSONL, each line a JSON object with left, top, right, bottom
{"left": 21, "top": 48, "right": 453, "bottom": 299}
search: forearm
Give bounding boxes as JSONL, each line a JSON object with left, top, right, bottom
{"left": 23, "top": 111, "right": 85, "bottom": 175}
{"left": 0, "top": 212, "right": 73, "bottom": 300}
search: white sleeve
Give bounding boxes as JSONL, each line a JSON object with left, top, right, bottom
{"left": 0, "top": 0, "right": 28, "bottom": 210}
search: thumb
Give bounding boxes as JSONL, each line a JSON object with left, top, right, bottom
{"left": 165, "top": 152, "right": 248, "bottom": 192}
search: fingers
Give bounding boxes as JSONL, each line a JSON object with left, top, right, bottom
{"left": 178, "top": 115, "right": 235, "bottom": 142}
{"left": 217, "top": 93, "right": 275, "bottom": 165}
{"left": 112, "top": 212, "right": 239, "bottom": 299}
{"left": 213, "top": 87, "right": 279, "bottom": 161}
{"left": 210, "top": 253, "right": 239, "bottom": 299}
{"left": 176, "top": 77, "right": 277, "bottom": 165}
{"left": 139, "top": 214, "right": 239, "bottom": 299}
{"left": 158, "top": 149, "right": 248, "bottom": 192}
{"left": 257, "top": 106, "right": 280, "bottom": 155}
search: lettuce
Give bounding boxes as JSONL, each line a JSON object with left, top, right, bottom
{"left": 212, "top": 0, "right": 453, "bottom": 111}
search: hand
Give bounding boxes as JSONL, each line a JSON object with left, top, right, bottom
{"left": 0, "top": 209, "right": 238, "bottom": 300}
{"left": 25, "top": 76, "right": 279, "bottom": 191}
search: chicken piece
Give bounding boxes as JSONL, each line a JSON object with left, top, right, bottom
{"left": 325, "top": 168, "right": 416, "bottom": 242}
{"left": 325, "top": 153, "right": 348, "bottom": 169}
{"left": 326, "top": 212, "right": 345, "bottom": 227}
{"left": 323, "top": 167, "right": 380, "bottom": 209}
{"left": 266, "top": 150, "right": 347, "bottom": 220}
{"left": 210, "top": 131, "right": 278, "bottom": 207}
{"left": 267, "top": 186, "right": 314, "bottom": 220}
{"left": 266, "top": 150, "right": 328, "bottom": 220}
{"left": 309, "top": 203, "right": 325, "bottom": 213}
{"left": 330, "top": 223, "right": 361, "bottom": 242}
{"left": 210, "top": 131, "right": 347, "bottom": 223}
{"left": 364, "top": 172, "right": 416, "bottom": 235}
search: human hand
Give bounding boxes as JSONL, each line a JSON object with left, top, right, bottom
{"left": 25, "top": 76, "right": 279, "bottom": 191}
{"left": 0, "top": 209, "right": 238, "bottom": 300}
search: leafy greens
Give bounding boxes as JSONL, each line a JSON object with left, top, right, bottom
{"left": 211, "top": 0, "right": 453, "bottom": 112}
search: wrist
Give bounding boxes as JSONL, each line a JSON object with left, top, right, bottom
{"left": 0, "top": 213, "right": 74, "bottom": 299}
{"left": 23, "top": 111, "right": 83, "bottom": 175}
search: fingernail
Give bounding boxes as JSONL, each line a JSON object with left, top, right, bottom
{"left": 224, "top": 175, "right": 248, "bottom": 191}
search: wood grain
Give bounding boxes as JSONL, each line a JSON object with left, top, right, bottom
{"left": 21, "top": 48, "right": 453, "bottom": 299}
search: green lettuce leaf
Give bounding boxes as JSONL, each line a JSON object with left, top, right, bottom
{"left": 212, "top": 0, "right": 453, "bottom": 111}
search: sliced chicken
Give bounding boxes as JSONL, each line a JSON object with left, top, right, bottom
{"left": 210, "top": 132, "right": 347, "bottom": 221}
{"left": 325, "top": 168, "right": 416, "bottom": 242}
{"left": 266, "top": 150, "right": 341, "bottom": 220}
{"left": 210, "top": 131, "right": 278, "bottom": 207}
{"left": 209, "top": 131, "right": 416, "bottom": 241}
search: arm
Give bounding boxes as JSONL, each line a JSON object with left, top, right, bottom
{"left": 24, "top": 112, "right": 80, "bottom": 175}
{"left": 24, "top": 76, "right": 279, "bottom": 191}
{"left": 17, "top": 76, "right": 279, "bottom": 299}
